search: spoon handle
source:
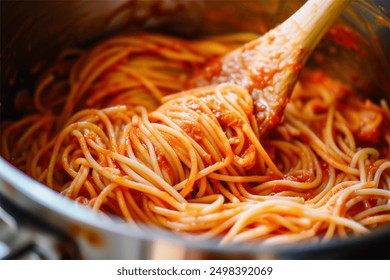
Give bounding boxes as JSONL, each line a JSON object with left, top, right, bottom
{"left": 281, "top": 0, "right": 352, "bottom": 59}
{"left": 244, "top": 0, "right": 353, "bottom": 136}
{"left": 188, "top": 0, "right": 352, "bottom": 139}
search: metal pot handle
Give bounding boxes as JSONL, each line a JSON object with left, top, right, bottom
{"left": 0, "top": 196, "right": 81, "bottom": 260}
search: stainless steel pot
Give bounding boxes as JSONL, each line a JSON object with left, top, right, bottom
{"left": 1, "top": 0, "right": 389, "bottom": 259}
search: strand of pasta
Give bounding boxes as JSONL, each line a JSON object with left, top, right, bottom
{"left": 1, "top": 32, "right": 389, "bottom": 246}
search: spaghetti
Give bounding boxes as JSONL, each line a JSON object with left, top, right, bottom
{"left": 1, "top": 32, "right": 389, "bottom": 246}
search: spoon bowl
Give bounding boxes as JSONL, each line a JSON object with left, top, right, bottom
{"left": 189, "top": 0, "right": 352, "bottom": 138}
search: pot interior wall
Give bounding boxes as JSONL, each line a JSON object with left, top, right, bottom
{"left": 1, "top": 0, "right": 389, "bottom": 122}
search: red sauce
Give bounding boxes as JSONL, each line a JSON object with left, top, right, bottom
{"left": 328, "top": 25, "right": 360, "bottom": 52}
{"left": 302, "top": 70, "right": 354, "bottom": 100}
{"left": 180, "top": 120, "right": 203, "bottom": 141}
{"left": 251, "top": 67, "right": 280, "bottom": 89}
{"left": 202, "top": 153, "right": 212, "bottom": 166}
{"left": 299, "top": 132, "right": 311, "bottom": 145}
{"left": 284, "top": 171, "right": 312, "bottom": 182}
{"left": 156, "top": 151, "right": 173, "bottom": 181}
{"left": 356, "top": 110, "right": 383, "bottom": 145}
{"left": 75, "top": 196, "right": 89, "bottom": 205}
{"left": 267, "top": 114, "right": 281, "bottom": 129}
{"left": 216, "top": 110, "right": 241, "bottom": 127}
{"left": 68, "top": 224, "right": 104, "bottom": 247}
{"left": 292, "top": 63, "right": 303, "bottom": 72}
{"left": 271, "top": 185, "right": 289, "bottom": 193}
{"left": 235, "top": 145, "right": 256, "bottom": 169}
{"left": 188, "top": 57, "right": 222, "bottom": 88}
{"left": 312, "top": 104, "right": 327, "bottom": 114}
{"left": 338, "top": 98, "right": 385, "bottom": 146}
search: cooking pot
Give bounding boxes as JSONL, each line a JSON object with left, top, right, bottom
{"left": 1, "top": 0, "right": 389, "bottom": 259}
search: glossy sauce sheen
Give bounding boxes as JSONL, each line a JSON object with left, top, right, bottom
{"left": 189, "top": 31, "right": 304, "bottom": 139}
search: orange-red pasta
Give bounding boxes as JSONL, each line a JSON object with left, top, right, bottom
{"left": 1, "top": 32, "right": 389, "bottom": 246}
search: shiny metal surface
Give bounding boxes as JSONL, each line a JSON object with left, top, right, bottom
{"left": 0, "top": 0, "right": 389, "bottom": 259}
{"left": 0, "top": 197, "right": 80, "bottom": 259}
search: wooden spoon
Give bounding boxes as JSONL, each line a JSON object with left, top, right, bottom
{"left": 189, "top": 0, "right": 352, "bottom": 138}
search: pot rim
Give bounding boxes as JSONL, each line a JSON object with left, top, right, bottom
{"left": 1, "top": 156, "right": 389, "bottom": 257}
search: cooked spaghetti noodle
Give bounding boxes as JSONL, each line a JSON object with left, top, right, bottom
{"left": 1, "top": 32, "right": 389, "bottom": 246}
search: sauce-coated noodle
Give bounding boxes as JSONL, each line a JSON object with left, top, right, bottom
{"left": 1, "top": 32, "right": 389, "bottom": 245}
